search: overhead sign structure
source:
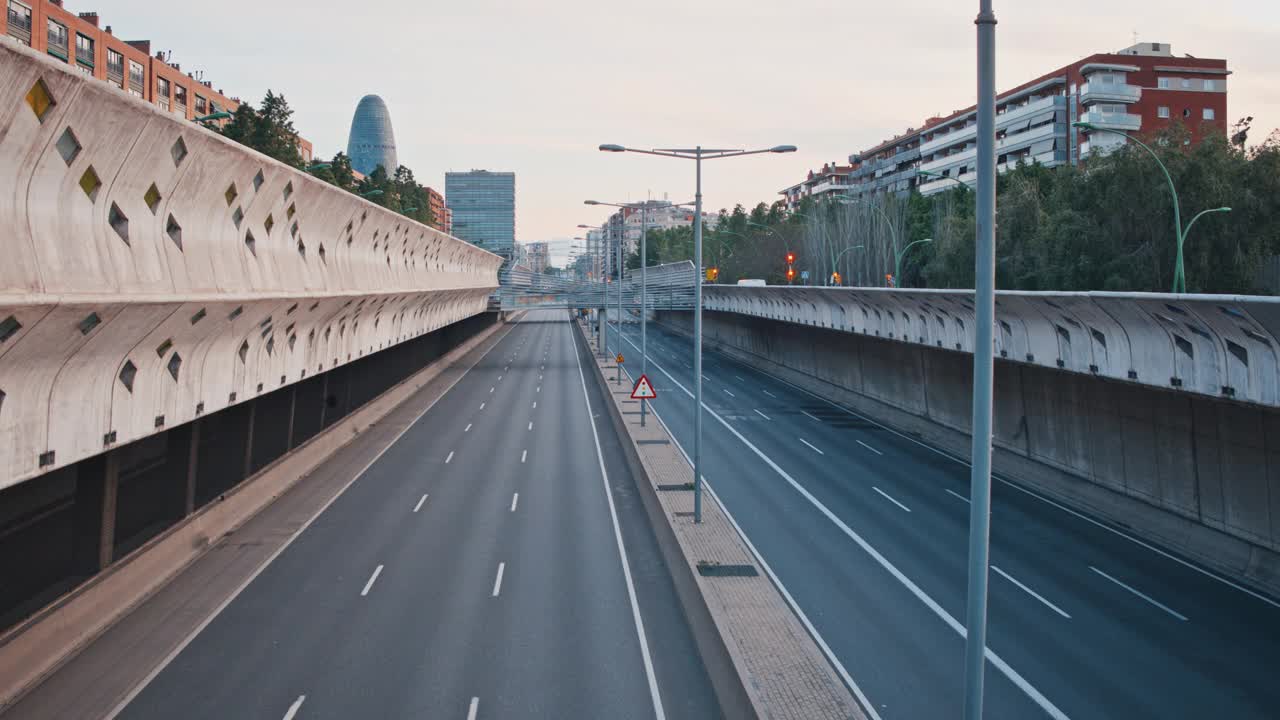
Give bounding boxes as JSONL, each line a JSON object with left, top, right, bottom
{"left": 631, "top": 374, "right": 657, "bottom": 400}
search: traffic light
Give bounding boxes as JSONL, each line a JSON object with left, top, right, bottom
{"left": 786, "top": 267, "right": 796, "bottom": 282}
{"left": 886, "top": 273, "right": 896, "bottom": 288}
{"left": 785, "top": 252, "right": 796, "bottom": 265}
{"left": 831, "top": 271, "right": 842, "bottom": 286}
{"left": 706, "top": 267, "right": 719, "bottom": 282}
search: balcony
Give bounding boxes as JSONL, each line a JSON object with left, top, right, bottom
{"left": 919, "top": 95, "right": 1063, "bottom": 156}
{"left": 1079, "top": 109, "right": 1142, "bottom": 132}
{"left": 1080, "top": 81, "right": 1141, "bottom": 106}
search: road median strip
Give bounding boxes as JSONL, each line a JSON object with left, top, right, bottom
{"left": 575, "top": 318, "right": 865, "bottom": 720}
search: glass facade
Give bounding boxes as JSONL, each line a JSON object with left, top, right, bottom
{"left": 345, "top": 94, "right": 398, "bottom": 176}
{"left": 445, "top": 170, "right": 515, "bottom": 257}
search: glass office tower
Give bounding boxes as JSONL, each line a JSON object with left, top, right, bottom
{"left": 445, "top": 170, "right": 515, "bottom": 258}
{"left": 346, "top": 95, "right": 398, "bottom": 176}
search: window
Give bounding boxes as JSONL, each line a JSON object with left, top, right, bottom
{"left": 46, "top": 19, "right": 68, "bottom": 59}
{"left": 128, "top": 60, "right": 144, "bottom": 97}
{"left": 195, "top": 95, "right": 207, "bottom": 115}
{"left": 1203, "top": 108, "right": 1215, "bottom": 120}
{"left": 106, "top": 48, "right": 124, "bottom": 86}
{"left": 1158, "top": 77, "right": 1170, "bottom": 89}
{"left": 75, "top": 32, "right": 93, "bottom": 68}
{"left": 1157, "top": 106, "right": 1170, "bottom": 119}
{"left": 1203, "top": 79, "right": 1217, "bottom": 91}
{"left": 157, "top": 77, "right": 170, "bottom": 112}
{"left": 173, "top": 84, "right": 187, "bottom": 115}
{"left": 6, "top": 1, "right": 32, "bottom": 44}
{"left": 1180, "top": 78, "right": 1191, "bottom": 89}
{"left": 1182, "top": 108, "right": 1191, "bottom": 118}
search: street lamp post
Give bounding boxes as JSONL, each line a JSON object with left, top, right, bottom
{"left": 600, "top": 142, "right": 796, "bottom": 523}
{"left": 964, "top": 2, "right": 998, "bottom": 719}
{"left": 831, "top": 244, "right": 865, "bottom": 286}
{"left": 587, "top": 199, "right": 695, "bottom": 426}
{"left": 1072, "top": 121, "right": 1231, "bottom": 293}
{"left": 894, "top": 238, "right": 935, "bottom": 288}
{"left": 917, "top": 169, "right": 976, "bottom": 192}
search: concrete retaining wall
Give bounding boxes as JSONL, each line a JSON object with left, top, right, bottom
{"left": 658, "top": 309, "right": 1280, "bottom": 596}
{"left": 0, "top": 41, "right": 501, "bottom": 489}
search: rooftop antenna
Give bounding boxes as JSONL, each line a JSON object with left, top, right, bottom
{"left": 1131, "top": 29, "right": 1138, "bottom": 46}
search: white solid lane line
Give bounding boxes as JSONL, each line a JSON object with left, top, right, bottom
{"left": 945, "top": 488, "right": 971, "bottom": 504}
{"left": 467, "top": 697, "right": 479, "bottom": 720}
{"left": 992, "top": 565, "right": 1071, "bottom": 619}
{"left": 724, "top": 388, "right": 736, "bottom": 398}
{"left": 492, "top": 563, "right": 505, "bottom": 597}
{"left": 361, "top": 565, "right": 383, "bottom": 597}
{"left": 616, "top": 331, "right": 1066, "bottom": 720}
{"left": 511, "top": 493, "right": 519, "bottom": 512}
{"left": 572, "top": 323, "right": 666, "bottom": 720}
{"left": 762, "top": 389, "right": 777, "bottom": 398}
{"left": 754, "top": 409, "right": 772, "bottom": 421}
{"left": 445, "top": 451, "right": 454, "bottom": 464}
{"left": 857, "top": 440, "right": 883, "bottom": 456}
{"left": 521, "top": 450, "right": 527, "bottom": 463}
{"left": 413, "top": 494, "right": 428, "bottom": 513}
{"left": 1089, "top": 566, "right": 1188, "bottom": 621}
{"left": 801, "top": 410, "right": 822, "bottom": 423}
{"left": 282, "top": 695, "right": 305, "bottom": 720}
{"left": 873, "top": 487, "right": 912, "bottom": 513}
{"left": 799, "top": 438, "right": 825, "bottom": 455}
{"left": 464, "top": 423, "right": 472, "bottom": 432}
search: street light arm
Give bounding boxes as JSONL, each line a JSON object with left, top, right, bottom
{"left": 896, "top": 238, "right": 934, "bottom": 262}
{"left": 1180, "top": 207, "right": 1232, "bottom": 249}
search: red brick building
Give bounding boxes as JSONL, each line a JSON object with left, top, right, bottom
{"left": 4, "top": 0, "right": 314, "bottom": 160}
{"left": 426, "top": 186, "right": 451, "bottom": 233}
{"left": 781, "top": 42, "right": 1230, "bottom": 205}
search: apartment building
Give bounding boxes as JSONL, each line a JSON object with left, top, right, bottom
{"left": 4, "top": 0, "right": 240, "bottom": 125}
{"left": 780, "top": 42, "right": 1229, "bottom": 205}
{"left": 425, "top": 186, "right": 451, "bottom": 234}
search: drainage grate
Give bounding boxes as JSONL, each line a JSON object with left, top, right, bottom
{"left": 657, "top": 482, "right": 694, "bottom": 491}
{"left": 697, "top": 562, "right": 758, "bottom": 578}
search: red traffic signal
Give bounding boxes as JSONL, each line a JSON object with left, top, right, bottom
{"left": 785, "top": 252, "right": 796, "bottom": 265}
{"left": 786, "top": 267, "right": 796, "bottom": 282}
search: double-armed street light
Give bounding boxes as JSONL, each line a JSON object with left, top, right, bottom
{"left": 599, "top": 143, "right": 796, "bottom": 523}
{"left": 1072, "top": 121, "right": 1231, "bottom": 293}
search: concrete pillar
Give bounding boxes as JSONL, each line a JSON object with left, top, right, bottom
{"left": 242, "top": 399, "right": 256, "bottom": 480}
{"left": 98, "top": 453, "right": 119, "bottom": 570}
{"left": 285, "top": 385, "right": 297, "bottom": 451}
{"left": 319, "top": 373, "right": 330, "bottom": 428}
{"left": 184, "top": 419, "right": 201, "bottom": 515}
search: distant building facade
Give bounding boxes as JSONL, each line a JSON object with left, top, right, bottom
{"left": 425, "top": 186, "right": 450, "bottom": 233}
{"left": 346, "top": 94, "right": 398, "bottom": 175}
{"left": 446, "top": 170, "right": 515, "bottom": 257}
{"left": 780, "top": 42, "right": 1229, "bottom": 206}
{"left": 515, "top": 242, "right": 550, "bottom": 274}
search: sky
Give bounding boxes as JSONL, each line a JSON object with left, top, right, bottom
{"left": 104, "top": 0, "right": 1278, "bottom": 263}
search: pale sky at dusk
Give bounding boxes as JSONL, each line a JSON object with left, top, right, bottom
{"left": 102, "top": 0, "right": 1278, "bottom": 255}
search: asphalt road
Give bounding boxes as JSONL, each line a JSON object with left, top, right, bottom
{"left": 606, "top": 318, "right": 1280, "bottom": 720}
{"left": 116, "top": 310, "right": 720, "bottom": 720}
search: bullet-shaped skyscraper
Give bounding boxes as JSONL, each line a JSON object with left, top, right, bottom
{"left": 346, "top": 95, "right": 398, "bottom": 176}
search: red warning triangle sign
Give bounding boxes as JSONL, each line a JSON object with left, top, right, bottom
{"left": 630, "top": 374, "right": 657, "bottom": 400}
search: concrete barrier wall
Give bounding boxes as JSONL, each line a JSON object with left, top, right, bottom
{"left": 0, "top": 41, "right": 501, "bottom": 489}
{"left": 659, "top": 306, "right": 1280, "bottom": 593}
{"left": 703, "top": 286, "right": 1280, "bottom": 407}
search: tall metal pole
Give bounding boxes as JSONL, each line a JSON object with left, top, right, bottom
{"left": 964, "top": 2, "right": 997, "bottom": 719}
{"left": 693, "top": 148, "right": 704, "bottom": 524}
{"left": 640, "top": 202, "right": 648, "bottom": 427}
{"left": 616, "top": 215, "right": 623, "bottom": 384}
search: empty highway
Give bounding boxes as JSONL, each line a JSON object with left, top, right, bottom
{"left": 607, "top": 318, "right": 1280, "bottom": 720}
{"left": 47, "top": 311, "right": 720, "bottom": 720}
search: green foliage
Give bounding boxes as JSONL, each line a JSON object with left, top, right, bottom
{"left": 218, "top": 94, "right": 438, "bottom": 229}
{"left": 710, "top": 121, "right": 1279, "bottom": 293}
